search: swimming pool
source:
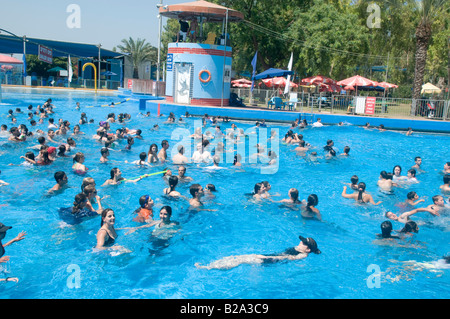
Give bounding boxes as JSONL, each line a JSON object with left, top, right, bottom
{"left": 0, "top": 88, "right": 449, "bottom": 299}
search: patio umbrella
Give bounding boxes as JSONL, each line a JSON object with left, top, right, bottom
{"left": 377, "top": 81, "right": 398, "bottom": 89}
{"left": 301, "top": 75, "right": 336, "bottom": 86}
{"left": 1, "top": 65, "right": 14, "bottom": 71}
{"left": 254, "top": 68, "right": 294, "bottom": 80}
{"left": 47, "top": 66, "right": 66, "bottom": 73}
{"left": 262, "top": 76, "right": 298, "bottom": 88}
{"left": 421, "top": 82, "right": 441, "bottom": 94}
{"left": 337, "top": 75, "right": 377, "bottom": 95}
{"left": 101, "top": 71, "right": 117, "bottom": 76}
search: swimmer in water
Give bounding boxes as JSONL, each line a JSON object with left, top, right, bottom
{"left": 385, "top": 206, "right": 439, "bottom": 224}
{"left": 48, "top": 171, "right": 68, "bottom": 193}
{"left": 252, "top": 182, "right": 266, "bottom": 201}
{"left": 273, "top": 188, "right": 301, "bottom": 205}
{"left": 406, "top": 168, "right": 419, "bottom": 184}
{"left": 426, "top": 195, "right": 446, "bottom": 214}
{"left": 133, "top": 195, "right": 155, "bottom": 223}
{"left": 99, "top": 147, "right": 110, "bottom": 163}
{"left": 189, "top": 184, "right": 204, "bottom": 207}
{"left": 95, "top": 208, "right": 118, "bottom": 249}
{"left": 195, "top": 235, "right": 320, "bottom": 270}
{"left": 377, "top": 170, "right": 398, "bottom": 192}
{"left": 101, "top": 168, "right": 143, "bottom": 186}
{"left": 439, "top": 174, "right": 450, "bottom": 194}
{"left": 411, "top": 156, "right": 424, "bottom": 173}
{"left": 300, "top": 194, "right": 321, "bottom": 220}
{"left": 163, "top": 176, "right": 182, "bottom": 198}
{"left": 342, "top": 182, "right": 382, "bottom": 205}
{"left": 72, "top": 152, "right": 88, "bottom": 174}
{"left": 376, "top": 221, "right": 400, "bottom": 239}
{"left": 405, "top": 191, "right": 425, "bottom": 207}
{"left": 177, "top": 166, "right": 193, "bottom": 182}
{"left": 392, "top": 165, "right": 407, "bottom": 183}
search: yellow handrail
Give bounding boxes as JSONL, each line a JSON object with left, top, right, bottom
{"left": 82, "top": 63, "right": 97, "bottom": 93}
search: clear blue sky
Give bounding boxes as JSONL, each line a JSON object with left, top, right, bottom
{"left": 1, "top": 0, "right": 182, "bottom": 51}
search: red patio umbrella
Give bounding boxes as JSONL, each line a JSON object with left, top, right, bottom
{"left": 231, "top": 78, "right": 252, "bottom": 87}
{"left": 337, "top": 75, "right": 377, "bottom": 95}
{"left": 377, "top": 81, "right": 398, "bottom": 89}
{"left": 301, "top": 75, "right": 336, "bottom": 86}
{"left": 337, "top": 75, "right": 377, "bottom": 87}
{"left": 262, "top": 76, "right": 298, "bottom": 88}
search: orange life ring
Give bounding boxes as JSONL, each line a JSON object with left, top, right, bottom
{"left": 199, "top": 69, "right": 211, "bottom": 83}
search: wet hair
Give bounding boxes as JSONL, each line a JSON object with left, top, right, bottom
{"left": 432, "top": 195, "right": 443, "bottom": 204}
{"left": 254, "top": 182, "right": 264, "bottom": 194}
{"left": 393, "top": 165, "right": 402, "bottom": 174}
{"left": 161, "top": 140, "right": 168, "bottom": 147}
{"left": 81, "top": 177, "right": 95, "bottom": 191}
{"left": 83, "top": 184, "right": 96, "bottom": 198}
{"left": 72, "top": 193, "right": 87, "bottom": 214}
{"left": 206, "top": 184, "right": 216, "bottom": 192}
{"left": 189, "top": 184, "right": 202, "bottom": 198}
{"left": 24, "top": 151, "right": 35, "bottom": 160}
{"left": 73, "top": 152, "right": 84, "bottom": 163}
{"left": 400, "top": 221, "right": 419, "bottom": 234}
{"left": 408, "top": 168, "right": 416, "bottom": 177}
{"left": 414, "top": 156, "right": 421, "bottom": 162}
{"left": 58, "top": 145, "right": 67, "bottom": 156}
{"left": 101, "top": 147, "right": 109, "bottom": 156}
{"left": 306, "top": 194, "right": 319, "bottom": 211}
{"left": 380, "top": 171, "right": 388, "bottom": 179}
{"left": 139, "top": 195, "right": 150, "bottom": 208}
{"left": 289, "top": 188, "right": 300, "bottom": 203}
{"left": 168, "top": 176, "right": 178, "bottom": 191}
{"left": 233, "top": 154, "right": 242, "bottom": 165}
{"left": 350, "top": 175, "right": 359, "bottom": 185}
{"left": 357, "top": 182, "right": 366, "bottom": 202}
{"left": 37, "top": 136, "right": 46, "bottom": 144}
{"left": 54, "top": 171, "right": 66, "bottom": 183}
{"left": 148, "top": 143, "right": 158, "bottom": 154}
{"left": 100, "top": 208, "right": 114, "bottom": 227}
{"left": 380, "top": 221, "right": 393, "bottom": 238}
{"left": 160, "top": 206, "right": 172, "bottom": 218}
{"left": 406, "top": 191, "right": 417, "bottom": 200}
{"left": 443, "top": 174, "right": 450, "bottom": 185}
{"left": 110, "top": 168, "right": 120, "bottom": 179}
{"left": 343, "top": 146, "right": 350, "bottom": 154}
{"left": 139, "top": 152, "right": 147, "bottom": 161}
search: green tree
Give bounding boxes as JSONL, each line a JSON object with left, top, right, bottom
{"left": 287, "top": 0, "right": 370, "bottom": 80}
{"left": 116, "top": 37, "right": 157, "bottom": 79}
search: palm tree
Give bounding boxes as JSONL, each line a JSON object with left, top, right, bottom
{"left": 117, "top": 37, "right": 157, "bottom": 79}
{"left": 411, "top": 0, "right": 448, "bottom": 100}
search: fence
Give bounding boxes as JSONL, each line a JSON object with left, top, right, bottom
{"left": 230, "top": 88, "right": 450, "bottom": 121}
{"left": 125, "top": 78, "right": 166, "bottom": 96}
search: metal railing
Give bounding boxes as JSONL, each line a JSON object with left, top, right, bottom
{"left": 230, "top": 88, "right": 450, "bottom": 120}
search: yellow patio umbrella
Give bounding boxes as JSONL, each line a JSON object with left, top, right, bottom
{"left": 421, "top": 82, "right": 441, "bottom": 94}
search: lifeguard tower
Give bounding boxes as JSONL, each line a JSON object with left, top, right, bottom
{"left": 159, "top": 0, "right": 243, "bottom": 107}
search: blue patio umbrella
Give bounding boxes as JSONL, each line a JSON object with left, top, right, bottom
{"left": 101, "top": 71, "right": 117, "bottom": 76}
{"left": 254, "top": 68, "right": 294, "bottom": 80}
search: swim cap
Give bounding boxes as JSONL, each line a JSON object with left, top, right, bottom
{"left": 299, "top": 235, "right": 321, "bottom": 254}
{"left": 47, "top": 146, "right": 56, "bottom": 154}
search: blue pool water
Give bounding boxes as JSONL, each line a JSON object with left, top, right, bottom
{"left": 0, "top": 88, "right": 449, "bottom": 299}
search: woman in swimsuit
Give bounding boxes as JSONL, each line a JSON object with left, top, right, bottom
{"left": 342, "top": 182, "right": 382, "bottom": 205}
{"left": 96, "top": 208, "right": 118, "bottom": 249}
{"left": 195, "top": 235, "right": 321, "bottom": 270}
{"left": 301, "top": 194, "right": 321, "bottom": 220}
{"left": 72, "top": 152, "right": 88, "bottom": 174}
{"left": 147, "top": 144, "right": 159, "bottom": 164}
{"left": 163, "top": 176, "right": 181, "bottom": 198}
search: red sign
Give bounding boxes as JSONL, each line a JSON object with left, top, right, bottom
{"left": 127, "top": 79, "right": 133, "bottom": 89}
{"left": 38, "top": 45, "right": 53, "bottom": 64}
{"left": 365, "top": 97, "right": 376, "bottom": 115}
